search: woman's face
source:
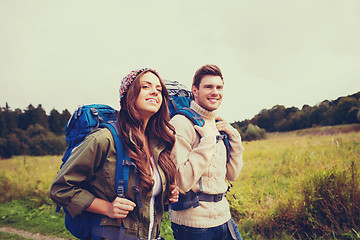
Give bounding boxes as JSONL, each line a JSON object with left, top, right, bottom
{"left": 135, "top": 72, "right": 163, "bottom": 121}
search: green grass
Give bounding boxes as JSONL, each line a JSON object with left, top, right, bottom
{"left": 230, "top": 128, "right": 360, "bottom": 239}
{"left": 0, "top": 200, "right": 75, "bottom": 239}
{"left": 0, "top": 124, "right": 360, "bottom": 239}
{"left": 0, "top": 231, "right": 32, "bottom": 240}
{"left": 161, "top": 212, "right": 174, "bottom": 240}
{"left": 0, "top": 155, "right": 75, "bottom": 239}
{"left": 0, "top": 155, "right": 60, "bottom": 203}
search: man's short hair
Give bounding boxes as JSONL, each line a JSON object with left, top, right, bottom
{"left": 192, "top": 64, "right": 223, "bottom": 89}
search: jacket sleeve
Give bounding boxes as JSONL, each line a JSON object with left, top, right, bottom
{"left": 49, "top": 131, "right": 109, "bottom": 217}
{"left": 225, "top": 127, "right": 244, "bottom": 181}
{"left": 170, "top": 115, "right": 217, "bottom": 192}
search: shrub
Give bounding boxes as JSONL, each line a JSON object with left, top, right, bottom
{"left": 243, "top": 124, "right": 266, "bottom": 141}
{"left": 0, "top": 124, "right": 66, "bottom": 158}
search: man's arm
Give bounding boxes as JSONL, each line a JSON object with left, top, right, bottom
{"left": 171, "top": 115, "right": 217, "bottom": 192}
{"left": 215, "top": 117, "right": 244, "bottom": 181}
{"left": 225, "top": 130, "right": 244, "bottom": 181}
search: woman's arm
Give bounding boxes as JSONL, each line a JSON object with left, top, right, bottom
{"left": 86, "top": 197, "right": 136, "bottom": 222}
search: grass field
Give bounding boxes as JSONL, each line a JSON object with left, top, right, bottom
{"left": 232, "top": 128, "right": 360, "bottom": 239}
{"left": 0, "top": 124, "right": 359, "bottom": 239}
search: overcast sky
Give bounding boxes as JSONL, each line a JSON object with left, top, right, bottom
{"left": 1, "top": 0, "right": 360, "bottom": 122}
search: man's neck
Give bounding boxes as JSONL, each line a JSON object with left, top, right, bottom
{"left": 191, "top": 101, "right": 216, "bottom": 120}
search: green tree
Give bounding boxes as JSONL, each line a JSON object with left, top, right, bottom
{"left": 48, "top": 109, "right": 63, "bottom": 135}
{"left": 26, "top": 124, "right": 66, "bottom": 155}
{"left": 60, "top": 109, "right": 71, "bottom": 132}
{"left": 2, "top": 105, "right": 21, "bottom": 135}
{"left": 252, "top": 109, "right": 272, "bottom": 131}
{"left": 332, "top": 97, "right": 359, "bottom": 124}
{"left": 0, "top": 110, "right": 6, "bottom": 137}
{"left": 18, "top": 104, "right": 49, "bottom": 130}
{"left": 6, "top": 133, "right": 22, "bottom": 157}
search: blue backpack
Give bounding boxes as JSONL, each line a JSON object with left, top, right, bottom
{"left": 164, "top": 81, "right": 233, "bottom": 211}
{"left": 58, "top": 104, "right": 141, "bottom": 240}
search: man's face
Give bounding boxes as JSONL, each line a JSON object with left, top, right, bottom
{"left": 192, "top": 75, "right": 223, "bottom": 111}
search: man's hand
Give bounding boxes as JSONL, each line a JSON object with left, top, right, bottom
{"left": 194, "top": 121, "right": 218, "bottom": 138}
{"left": 215, "top": 117, "right": 234, "bottom": 135}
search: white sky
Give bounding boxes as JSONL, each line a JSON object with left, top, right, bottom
{"left": 1, "top": 0, "right": 360, "bottom": 122}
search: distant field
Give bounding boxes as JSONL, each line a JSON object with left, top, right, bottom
{"left": 0, "top": 155, "right": 59, "bottom": 203}
{"left": 231, "top": 124, "right": 360, "bottom": 239}
{"left": 0, "top": 124, "right": 359, "bottom": 239}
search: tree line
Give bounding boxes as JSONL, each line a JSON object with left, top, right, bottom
{"left": 233, "top": 91, "right": 360, "bottom": 135}
{"left": 0, "top": 103, "right": 71, "bottom": 158}
{"left": 1, "top": 91, "right": 359, "bottom": 158}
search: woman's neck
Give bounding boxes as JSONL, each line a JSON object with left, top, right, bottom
{"left": 142, "top": 120, "right": 148, "bottom": 132}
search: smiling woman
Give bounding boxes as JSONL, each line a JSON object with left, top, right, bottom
{"left": 135, "top": 72, "right": 163, "bottom": 125}
{"left": 49, "top": 68, "right": 179, "bottom": 240}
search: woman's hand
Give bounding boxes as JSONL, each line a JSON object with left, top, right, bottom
{"left": 108, "top": 197, "right": 136, "bottom": 223}
{"left": 86, "top": 197, "right": 136, "bottom": 224}
{"left": 168, "top": 184, "right": 180, "bottom": 203}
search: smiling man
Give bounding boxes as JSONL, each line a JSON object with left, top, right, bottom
{"left": 170, "top": 64, "right": 244, "bottom": 240}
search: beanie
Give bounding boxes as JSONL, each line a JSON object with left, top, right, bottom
{"left": 119, "top": 68, "right": 157, "bottom": 105}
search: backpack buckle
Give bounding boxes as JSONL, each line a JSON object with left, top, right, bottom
{"left": 216, "top": 135, "right": 225, "bottom": 143}
{"left": 192, "top": 195, "right": 200, "bottom": 208}
{"left": 117, "top": 179, "right": 125, "bottom": 198}
{"left": 214, "top": 193, "right": 225, "bottom": 202}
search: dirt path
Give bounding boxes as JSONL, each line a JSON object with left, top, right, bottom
{"left": 0, "top": 226, "right": 66, "bottom": 240}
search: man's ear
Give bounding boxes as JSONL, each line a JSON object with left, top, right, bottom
{"left": 192, "top": 85, "right": 198, "bottom": 99}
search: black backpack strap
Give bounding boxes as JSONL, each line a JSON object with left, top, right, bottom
{"left": 171, "top": 190, "right": 227, "bottom": 211}
{"left": 197, "top": 192, "right": 226, "bottom": 202}
{"left": 123, "top": 159, "right": 143, "bottom": 208}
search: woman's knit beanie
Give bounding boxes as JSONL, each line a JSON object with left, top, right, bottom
{"left": 119, "top": 68, "right": 157, "bottom": 106}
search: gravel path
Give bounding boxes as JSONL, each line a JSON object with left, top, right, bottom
{"left": 0, "top": 226, "right": 66, "bottom": 240}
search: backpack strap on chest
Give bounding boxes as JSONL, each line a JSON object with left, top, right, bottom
{"left": 174, "top": 107, "right": 205, "bottom": 127}
{"left": 104, "top": 121, "right": 143, "bottom": 208}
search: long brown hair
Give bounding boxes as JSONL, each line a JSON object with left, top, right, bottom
{"left": 117, "top": 69, "right": 176, "bottom": 197}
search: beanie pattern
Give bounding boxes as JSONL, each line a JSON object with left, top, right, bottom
{"left": 119, "top": 68, "right": 157, "bottom": 104}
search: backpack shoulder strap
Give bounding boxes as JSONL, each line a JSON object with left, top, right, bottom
{"left": 175, "top": 109, "right": 231, "bottom": 162}
{"left": 224, "top": 135, "right": 231, "bottom": 162}
{"left": 174, "top": 107, "right": 205, "bottom": 127}
{"left": 216, "top": 131, "right": 231, "bottom": 163}
{"left": 170, "top": 109, "right": 235, "bottom": 211}
{"left": 101, "top": 121, "right": 130, "bottom": 198}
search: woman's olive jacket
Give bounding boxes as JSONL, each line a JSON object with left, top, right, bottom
{"left": 50, "top": 128, "right": 168, "bottom": 239}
